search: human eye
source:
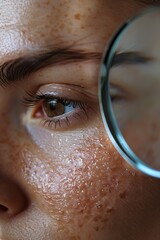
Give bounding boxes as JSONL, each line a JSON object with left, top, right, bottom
{"left": 21, "top": 84, "right": 95, "bottom": 131}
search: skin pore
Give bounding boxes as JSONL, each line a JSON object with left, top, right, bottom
{"left": 0, "top": 0, "right": 160, "bottom": 240}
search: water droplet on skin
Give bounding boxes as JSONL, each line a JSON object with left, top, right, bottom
{"left": 97, "top": 204, "right": 103, "bottom": 209}
{"left": 63, "top": 193, "right": 67, "bottom": 198}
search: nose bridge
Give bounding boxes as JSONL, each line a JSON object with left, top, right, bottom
{"left": 0, "top": 98, "right": 20, "bottom": 152}
{"left": 0, "top": 88, "right": 26, "bottom": 172}
{"left": 0, "top": 107, "right": 12, "bottom": 141}
{"left": 0, "top": 86, "right": 18, "bottom": 129}
{"left": 0, "top": 117, "right": 14, "bottom": 161}
{"left": 0, "top": 126, "right": 23, "bottom": 179}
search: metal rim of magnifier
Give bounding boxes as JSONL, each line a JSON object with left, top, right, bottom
{"left": 99, "top": 6, "right": 160, "bottom": 178}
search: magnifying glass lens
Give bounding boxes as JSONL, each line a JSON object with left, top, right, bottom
{"left": 100, "top": 7, "right": 160, "bottom": 177}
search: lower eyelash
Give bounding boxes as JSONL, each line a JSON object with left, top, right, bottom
{"left": 42, "top": 118, "right": 67, "bottom": 129}
{"left": 41, "top": 106, "right": 88, "bottom": 130}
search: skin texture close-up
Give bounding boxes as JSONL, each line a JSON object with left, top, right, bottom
{"left": 0, "top": 1, "right": 160, "bottom": 240}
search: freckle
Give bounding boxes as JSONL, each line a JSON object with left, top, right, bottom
{"left": 70, "top": 237, "right": 80, "bottom": 240}
{"left": 74, "top": 13, "right": 81, "bottom": 20}
{"left": 40, "top": 33, "right": 45, "bottom": 37}
{"left": 59, "top": 23, "right": 65, "bottom": 29}
{"left": 94, "top": 226, "right": 100, "bottom": 232}
{"left": 119, "top": 191, "right": 127, "bottom": 199}
{"left": 78, "top": 222, "right": 83, "bottom": 228}
{"left": 45, "top": 0, "right": 50, "bottom": 5}
{"left": 80, "top": 209, "right": 84, "bottom": 214}
{"left": 93, "top": 215, "right": 101, "bottom": 222}
{"left": 101, "top": 217, "right": 109, "bottom": 223}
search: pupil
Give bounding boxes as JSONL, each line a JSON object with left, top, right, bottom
{"left": 49, "top": 100, "right": 57, "bottom": 111}
{"left": 43, "top": 99, "right": 65, "bottom": 117}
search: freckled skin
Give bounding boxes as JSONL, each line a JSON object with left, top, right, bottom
{"left": 1, "top": 1, "right": 160, "bottom": 240}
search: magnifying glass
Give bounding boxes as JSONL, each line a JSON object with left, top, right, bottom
{"left": 99, "top": 7, "right": 160, "bottom": 178}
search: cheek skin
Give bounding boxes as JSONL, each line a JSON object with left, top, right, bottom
{"left": 1, "top": 110, "right": 160, "bottom": 239}
{"left": 17, "top": 119, "right": 151, "bottom": 239}
{"left": 21, "top": 131, "right": 122, "bottom": 237}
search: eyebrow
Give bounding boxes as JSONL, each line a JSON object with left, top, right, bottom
{"left": 111, "top": 52, "right": 153, "bottom": 67}
{"left": 0, "top": 46, "right": 101, "bottom": 87}
{"left": 137, "top": 0, "right": 160, "bottom": 5}
{"left": 0, "top": 48, "right": 153, "bottom": 88}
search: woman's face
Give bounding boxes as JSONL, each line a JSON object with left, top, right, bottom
{"left": 1, "top": 1, "right": 160, "bottom": 240}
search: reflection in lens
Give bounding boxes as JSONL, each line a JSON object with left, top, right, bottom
{"left": 100, "top": 7, "right": 160, "bottom": 177}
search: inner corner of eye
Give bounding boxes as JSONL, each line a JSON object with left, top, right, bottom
{"left": 31, "top": 104, "right": 43, "bottom": 118}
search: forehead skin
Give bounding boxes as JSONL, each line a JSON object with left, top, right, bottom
{"left": 0, "top": 0, "right": 146, "bottom": 59}
{"left": 1, "top": 1, "right": 160, "bottom": 240}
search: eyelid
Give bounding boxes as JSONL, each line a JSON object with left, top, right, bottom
{"left": 21, "top": 83, "right": 98, "bottom": 106}
{"left": 36, "top": 83, "right": 98, "bottom": 101}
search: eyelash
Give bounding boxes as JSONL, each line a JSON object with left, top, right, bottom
{"left": 21, "top": 91, "right": 88, "bottom": 130}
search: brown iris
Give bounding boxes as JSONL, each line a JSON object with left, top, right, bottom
{"left": 43, "top": 99, "right": 65, "bottom": 118}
